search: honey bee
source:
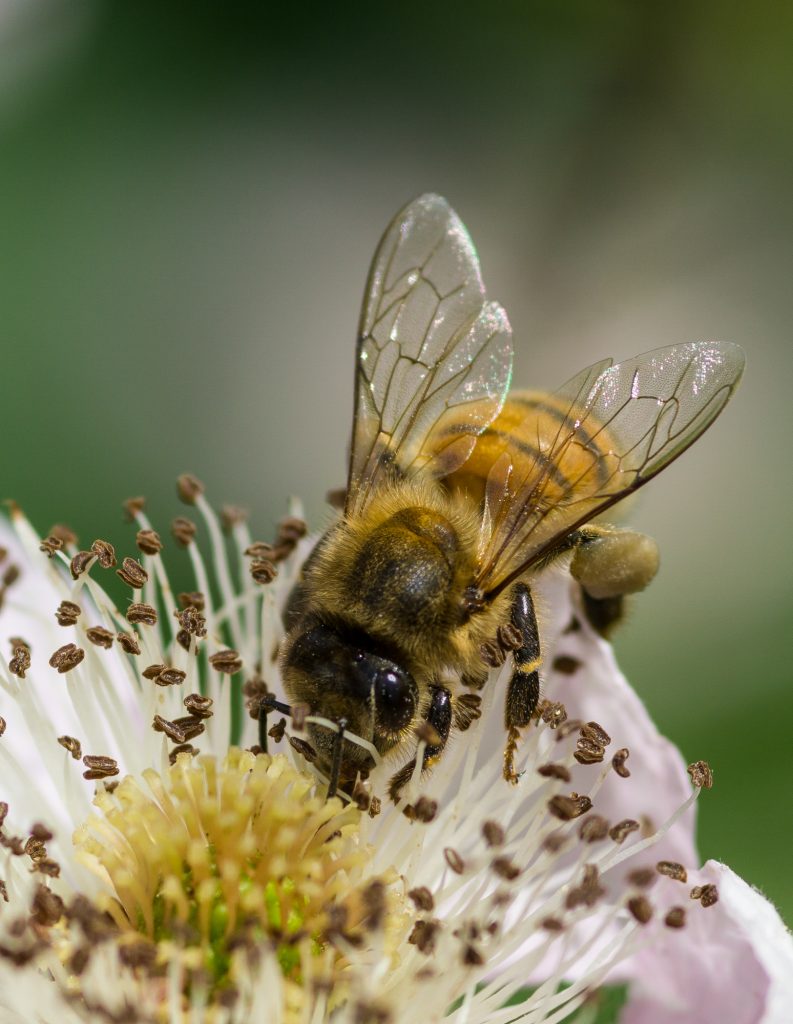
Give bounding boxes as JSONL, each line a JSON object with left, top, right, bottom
{"left": 280, "top": 194, "right": 744, "bottom": 799}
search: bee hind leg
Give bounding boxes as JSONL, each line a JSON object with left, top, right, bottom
{"left": 387, "top": 684, "right": 452, "bottom": 803}
{"left": 504, "top": 583, "right": 541, "bottom": 784}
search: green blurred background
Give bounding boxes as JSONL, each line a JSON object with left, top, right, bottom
{"left": 1, "top": 3, "right": 791, "bottom": 920}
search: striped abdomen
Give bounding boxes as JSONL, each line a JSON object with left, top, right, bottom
{"left": 436, "top": 390, "right": 620, "bottom": 509}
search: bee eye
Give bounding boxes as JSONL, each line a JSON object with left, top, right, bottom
{"left": 373, "top": 665, "right": 417, "bottom": 734}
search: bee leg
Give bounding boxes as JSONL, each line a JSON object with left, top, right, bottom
{"left": 388, "top": 685, "right": 452, "bottom": 802}
{"left": 504, "top": 583, "right": 541, "bottom": 784}
{"left": 568, "top": 525, "right": 660, "bottom": 637}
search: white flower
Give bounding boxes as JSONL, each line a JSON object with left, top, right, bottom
{"left": 0, "top": 477, "right": 790, "bottom": 1023}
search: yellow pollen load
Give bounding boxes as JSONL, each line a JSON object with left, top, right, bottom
{"left": 72, "top": 749, "right": 405, "bottom": 1009}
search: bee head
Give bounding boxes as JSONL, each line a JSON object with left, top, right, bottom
{"left": 282, "top": 618, "right": 419, "bottom": 779}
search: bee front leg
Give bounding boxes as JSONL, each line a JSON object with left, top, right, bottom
{"left": 504, "top": 583, "right": 541, "bottom": 784}
{"left": 388, "top": 684, "right": 452, "bottom": 802}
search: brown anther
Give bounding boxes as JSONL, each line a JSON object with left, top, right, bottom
{"left": 278, "top": 516, "right": 307, "bottom": 543}
{"left": 554, "top": 716, "right": 583, "bottom": 739}
{"left": 153, "top": 715, "right": 188, "bottom": 744}
{"left": 362, "top": 880, "right": 387, "bottom": 930}
{"left": 2, "top": 564, "right": 19, "bottom": 587}
{"left": 691, "top": 883, "right": 719, "bottom": 907}
{"left": 174, "top": 605, "right": 207, "bottom": 638}
{"left": 30, "top": 823, "right": 53, "bottom": 842}
{"left": 289, "top": 736, "right": 317, "bottom": 763}
{"left": 541, "top": 916, "right": 564, "bottom": 931}
{"left": 156, "top": 668, "right": 187, "bottom": 688}
{"left": 551, "top": 654, "right": 582, "bottom": 675}
{"left": 0, "top": 716, "right": 5, "bottom": 737}
{"left": 688, "top": 760, "right": 714, "bottom": 789}
{"left": 169, "top": 744, "right": 198, "bottom": 765}
{"left": 9, "top": 643, "right": 31, "bottom": 679}
{"left": 31, "top": 885, "right": 64, "bottom": 926}
{"left": 408, "top": 887, "right": 434, "bottom": 912}
{"left": 479, "top": 640, "right": 505, "bottom": 668}
{"left": 609, "top": 819, "right": 640, "bottom": 844}
{"left": 36, "top": 858, "right": 61, "bottom": 878}
{"left": 39, "top": 535, "right": 63, "bottom": 558}
{"left": 209, "top": 648, "right": 243, "bottom": 674}
{"left": 178, "top": 590, "right": 206, "bottom": 611}
{"left": 574, "top": 738, "right": 606, "bottom": 765}
{"left": 24, "top": 837, "right": 46, "bottom": 862}
{"left": 90, "top": 539, "right": 116, "bottom": 569}
{"left": 628, "top": 895, "right": 654, "bottom": 924}
{"left": 612, "top": 747, "right": 631, "bottom": 778}
{"left": 221, "top": 506, "right": 249, "bottom": 532}
{"left": 268, "top": 718, "right": 287, "bottom": 742}
{"left": 657, "top": 861, "right": 688, "bottom": 883}
{"left": 453, "top": 692, "right": 482, "bottom": 731}
{"left": 579, "top": 814, "right": 610, "bottom": 843}
{"left": 540, "top": 701, "right": 568, "bottom": 729}
{"left": 48, "top": 643, "right": 85, "bottom": 674}
{"left": 58, "top": 736, "right": 82, "bottom": 760}
{"left": 443, "top": 848, "right": 465, "bottom": 875}
{"left": 537, "top": 762, "right": 572, "bottom": 782}
{"left": 581, "top": 721, "right": 611, "bottom": 747}
{"left": 403, "top": 796, "right": 438, "bottom": 823}
{"left": 116, "top": 632, "right": 141, "bottom": 655}
{"left": 496, "top": 622, "right": 522, "bottom": 651}
{"left": 665, "top": 906, "right": 686, "bottom": 928}
{"left": 135, "top": 529, "right": 163, "bottom": 555}
{"left": 70, "top": 551, "right": 94, "bottom": 580}
{"left": 482, "top": 820, "right": 505, "bottom": 847}
{"left": 463, "top": 945, "right": 484, "bottom": 966}
{"left": 122, "top": 497, "right": 146, "bottom": 521}
{"left": 117, "top": 557, "right": 148, "bottom": 589}
{"left": 408, "top": 918, "right": 440, "bottom": 955}
{"left": 82, "top": 755, "right": 119, "bottom": 780}
{"left": 565, "top": 864, "right": 605, "bottom": 909}
{"left": 142, "top": 664, "right": 166, "bottom": 680}
{"left": 171, "top": 517, "right": 197, "bottom": 547}
{"left": 55, "top": 600, "right": 81, "bottom": 627}
{"left": 175, "top": 630, "right": 191, "bottom": 651}
{"left": 49, "top": 523, "right": 78, "bottom": 546}
{"left": 491, "top": 856, "right": 521, "bottom": 880}
{"left": 250, "top": 558, "right": 278, "bottom": 585}
{"left": 176, "top": 473, "right": 204, "bottom": 505}
{"left": 184, "top": 693, "right": 213, "bottom": 718}
{"left": 126, "top": 603, "right": 157, "bottom": 626}
{"left": 627, "top": 867, "right": 657, "bottom": 889}
{"left": 82, "top": 626, "right": 112, "bottom": 650}
{"left": 368, "top": 796, "right": 382, "bottom": 818}
{"left": 548, "top": 794, "right": 593, "bottom": 821}
{"left": 244, "top": 542, "right": 275, "bottom": 559}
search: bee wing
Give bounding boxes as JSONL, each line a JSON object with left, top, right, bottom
{"left": 477, "top": 341, "right": 745, "bottom": 598}
{"left": 346, "top": 194, "right": 513, "bottom": 516}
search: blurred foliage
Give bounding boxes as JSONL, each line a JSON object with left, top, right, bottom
{"left": 0, "top": 0, "right": 791, "bottom": 923}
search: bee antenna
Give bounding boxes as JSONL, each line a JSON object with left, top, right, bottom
{"left": 326, "top": 718, "right": 348, "bottom": 800}
{"left": 258, "top": 694, "right": 292, "bottom": 752}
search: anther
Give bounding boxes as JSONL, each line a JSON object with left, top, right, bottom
{"left": 1, "top": 564, "right": 19, "bottom": 588}
{"left": 627, "top": 867, "right": 657, "bottom": 888}
{"left": 551, "top": 655, "right": 582, "bottom": 675}
{"left": 453, "top": 693, "right": 482, "bottom": 731}
{"left": 116, "top": 632, "right": 141, "bottom": 655}
{"left": 665, "top": 906, "right": 687, "bottom": 928}
{"left": 404, "top": 797, "right": 438, "bottom": 823}
{"left": 178, "top": 590, "right": 206, "bottom": 611}
{"left": 9, "top": 642, "right": 31, "bottom": 678}
{"left": 688, "top": 760, "right": 714, "bottom": 789}
{"left": 70, "top": 551, "right": 94, "bottom": 580}
{"left": 39, "top": 536, "right": 63, "bottom": 558}
{"left": 554, "top": 716, "right": 584, "bottom": 739}
{"left": 482, "top": 821, "right": 505, "bottom": 847}
{"left": 0, "top": 717, "right": 5, "bottom": 737}
{"left": 220, "top": 506, "right": 249, "bottom": 532}
{"left": 85, "top": 626, "right": 114, "bottom": 649}
{"left": 122, "top": 496, "right": 146, "bottom": 521}
{"left": 541, "top": 917, "right": 564, "bottom": 931}
{"left": 49, "top": 523, "right": 78, "bottom": 546}
{"left": 609, "top": 819, "right": 640, "bottom": 844}
{"left": 657, "top": 861, "right": 688, "bottom": 883}
{"left": 117, "top": 557, "right": 148, "bottom": 589}
{"left": 368, "top": 796, "right": 382, "bottom": 817}
{"left": 171, "top": 517, "right": 197, "bottom": 547}
{"left": 81, "top": 755, "right": 119, "bottom": 780}
{"left": 540, "top": 701, "right": 568, "bottom": 729}
{"left": 278, "top": 516, "right": 307, "bottom": 544}
{"left": 0, "top": 802, "right": 8, "bottom": 826}
{"left": 408, "top": 887, "right": 435, "bottom": 912}
{"left": 176, "top": 473, "right": 205, "bottom": 505}
{"left": 55, "top": 601, "right": 81, "bottom": 627}
{"left": 575, "top": 737, "right": 606, "bottom": 765}
{"left": 612, "top": 747, "right": 631, "bottom": 778}
{"left": 90, "top": 539, "right": 116, "bottom": 569}
{"left": 691, "top": 883, "right": 719, "bottom": 907}
{"left": 49, "top": 643, "right": 85, "bottom": 674}
{"left": 566, "top": 864, "right": 605, "bottom": 909}
{"left": 209, "top": 649, "right": 243, "bottom": 674}
{"left": 183, "top": 693, "right": 213, "bottom": 718}
{"left": 169, "top": 744, "right": 198, "bottom": 765}
{"left": 58, "top": 736, "right": 82, "bottom": 760}
{"left": 408, "top": 918, "right": 441, "bottom": 955}
{"left": 581, "top": 721, "right": 611, "bottom": 746}
{"left": 579, "top": 815, "right": 610, "bottom": 843}
{"left": 244, "top": 542, "right": 275, "bottom": 559}
{"left": 491, "top": 856, "right": 521, "bottom": 880}
{"left": 31, "top": 885, "right": 64, "bottom": 926}
{"left": 463, "top": 945, "right": 484, "bottom": 966}
{"left": 250, "top": 558, "right": 278, "bottom": 585}
{"left": 538, "top": 762, "right": 572, "bottom": 782}
{"left": 548, "top": 794, "right": 593, "bottom": 821}
{"left": 479, "top": 640, "right": 505, "bottom": 668}
{"left": 156, "top": 668, "right": 187, "bottom": 687}
{"left": 444, "top": 848, "right": 465, "bottom": 875}
{"left": 496, "top": 622, "right": 522, "bottom": 651}
{"left": 627, "top": 896, "right": 654, "bottom": 924}
{"left": 289, "top": 736, "right": 317, "bottom": 763}
{"left": 153, "top": 715, "right": 187, "bottom": 743}
{"left": 126, "top": 603, "right": 158, "bottom": 626}
{"left": 135, "top": 529, "right": 163, "bottom": 555}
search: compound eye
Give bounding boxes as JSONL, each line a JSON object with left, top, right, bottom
{"left": 374, "top": 665, "right": 417, "bottom": 734}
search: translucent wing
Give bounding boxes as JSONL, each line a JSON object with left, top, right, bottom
{"left": 477, "top": 341, "right": 745, "bottom": 598}
{"left": 346, "top": 194, "right": 513, "bottom": 516}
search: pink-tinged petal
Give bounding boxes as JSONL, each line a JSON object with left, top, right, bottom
{"left": 621, "top": 861, "right": 793, "bottom": 1024}
{"left": 539, "top": 573, "right": 699, "bottom": 871}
